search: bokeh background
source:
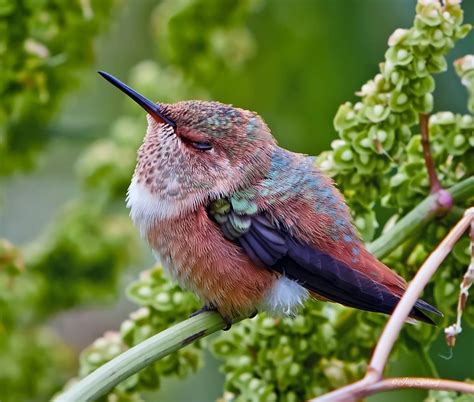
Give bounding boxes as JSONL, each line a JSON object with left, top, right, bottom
{"left": 1, "top": 0, "right": 473, "bottom": 401}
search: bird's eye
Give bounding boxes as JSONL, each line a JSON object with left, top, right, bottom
{"left": 191, "top": 141, "right": 213, "bottom": 151}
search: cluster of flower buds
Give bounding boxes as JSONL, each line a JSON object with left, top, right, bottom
{"left": 316, "top": 0, "right": 471, "bottom": 240}
{"left": 383, "top": 109, "right": 473, "bottom": 209}
{"left": 212, "top": 306, "right": 378, "bottom": 402}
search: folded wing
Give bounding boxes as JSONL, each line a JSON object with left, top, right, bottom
{"left": 210, "top": 204, "right": 441, "bottom": 324}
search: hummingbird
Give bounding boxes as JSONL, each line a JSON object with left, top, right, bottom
{"left": 99, "top": 71, "right": 441, "bottom": 328}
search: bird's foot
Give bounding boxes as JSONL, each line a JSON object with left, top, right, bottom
{"left": 221, "top": 316, "right": 232, "bottom": 331}
{"left": 190, "top": 305, "right": 232, "bottom": 331}
{"left": 189, "top": 304, "right": 217, "bottom": 318}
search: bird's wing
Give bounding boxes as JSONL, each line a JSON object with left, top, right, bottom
{"left": 209, "top": 203, "right": 439, "bottom": 323}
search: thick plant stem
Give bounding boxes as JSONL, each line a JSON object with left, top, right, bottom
{"left": 55, "top": 178, "right": 474, "bottom": 402}
{"left": 55, "top": 312, "right": 239, "bottom": 402}
{"left": 368, "top": 176, "right": 474, "bottom": 258}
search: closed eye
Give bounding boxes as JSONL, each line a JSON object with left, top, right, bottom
{"left": 190, "top": 140, "right": 213, "bottom": 151}
{"left": 177, "top": 128, "right": 213, "bottom": 151}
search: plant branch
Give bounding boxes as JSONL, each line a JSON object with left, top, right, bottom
{"left": 55, "top": 312, "right": 240, "bottom": 402}
{"left": 365, "top": 377, "right": 474, "bottom": 396}
{"left": 420, "top": 113, "right": 442, "bottom": 193}
{"left": 368, "top": 176, "right": 474, "bottom": 258}
{"left": 311, "top": 207, "right": 474, "bottom": 402}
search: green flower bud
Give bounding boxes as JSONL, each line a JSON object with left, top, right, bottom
{"left": 399, "top": 108, "right": 418, "bottom": 125}
{"left": 354, "top": 153, "right": 377, "bottom": 174}
{"left": 120, "top": 320, "right": 135, "bottom": 344}
{"left": 390, "top": 173, "right": 407, "bottom": 188}
{"left": 427, "top": 53, "right": 448, "bottom": 73}
{"left": 388, "top": 28, "right": 410, "bottom": 47}
{"left": 352, "top": 131, "right": 372, "bottom": 155}
{"left": 456, "top": 23, "right": 473, "bottom": 40}
{"left": 386, "top": 46, "right": 414, "bottom": 66}
{"left": 334, "top": 102, "right": 358, "bottom": 131}
{"left": 364, "top": 104, "right": 390, "bottom": 123}
{"left": 413, "top": 57, "right": 429, "bottom": 77}
{"left": 413, "top": 92, "right": 433, "bottom": 112}
{"left": 458, "top": 114, "right": 474, "bottom": 129}
{"left": 409, "top": 75, "right": 435, "bottom": 96}
{"left": 430, "top": 111, "right": 455, "bottom": 125}
{"left": 446, "top": 131, "right": 470, "bottom": 155}
{"left": 389, "top": 91, "right": 411, "bottom": 112}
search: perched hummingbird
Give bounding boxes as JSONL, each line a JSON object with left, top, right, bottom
{"left": 99, "top": 71, "right": 441, "bottom": 327}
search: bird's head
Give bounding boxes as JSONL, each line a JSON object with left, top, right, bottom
{"left": 99, "top": 71, "right": 276, "bottom": 230}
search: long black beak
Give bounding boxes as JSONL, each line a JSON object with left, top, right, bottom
{"left": 98, "top": 71, "right": 176, "bottom": 128}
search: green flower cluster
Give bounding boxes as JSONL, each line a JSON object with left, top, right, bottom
{"left": 384, "top": 110, "right": 473, "bottom": 208}
{"left": 76, "top": 268, "right": 388, "bottom": 401}
{"left": 212, "top": 307, "right": 379, "bottom": 402}
{"left": 77, "top": 267, "right": 201, "bottom": 401}
{"left": 0, "top": 0, "right": 116, "bottom": 175}
{"left": 316, "top": 0, "right": 471, "bottom": 240}
{"left": 1, "top": 204, "right": 139, "bottom": 401}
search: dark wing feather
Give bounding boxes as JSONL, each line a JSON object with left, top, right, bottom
{"left": 238, "top": 213, "right": 440, "bottom": 324}
{"left": 241, "top": 218, "right": 400, "bottom": 315}
{"left": 208, "top": 200, "right": 441, "bottom": 324}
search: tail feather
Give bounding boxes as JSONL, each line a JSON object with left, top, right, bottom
{"left": 412, "top": 299, "right": 443, "bottom": 324}
{"left": 355, "top": 249, "right": 443, "bottom": 325}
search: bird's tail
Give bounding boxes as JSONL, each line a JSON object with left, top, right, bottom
{"left": 411, "top": 298, "right": 443, "bottom": 324}
{"left": 350, "top": 248, "right": 443, "bottom": 325}
{"left": 302, "top": 247, "right": 443, "bottom": 325}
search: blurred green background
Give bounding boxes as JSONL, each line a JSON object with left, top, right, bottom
{"left": 1, "top": 0, "right": 473, "bottom": 401}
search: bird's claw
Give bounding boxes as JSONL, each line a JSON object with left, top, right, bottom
{"left": 189, "top": 304, "right": 217, "bottom": 318}
{"left": 222, "top": 316, "right": 232, "bottom": 331}
{"left": 190, "top": 305, "right": 232, "bottom": 330}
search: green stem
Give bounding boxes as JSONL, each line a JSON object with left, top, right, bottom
{"left": 368, "top": 176, "right": 474, "bottom": 258}
{"left": 55, "top": 176, "right": 474, "bottom": 402}
{"left": 55, "top": 312, "right": 238, "bottom": 402}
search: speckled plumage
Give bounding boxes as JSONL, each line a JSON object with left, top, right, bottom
{"left": 124, "top": 99, "right": 440, "bottom": 322}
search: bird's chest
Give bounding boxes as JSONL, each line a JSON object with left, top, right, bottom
{"left": 145, "top": 206, "right": 275, "bottom": 316}
{"left": 147, "top": 209, "right": 217, "bottom": 290}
